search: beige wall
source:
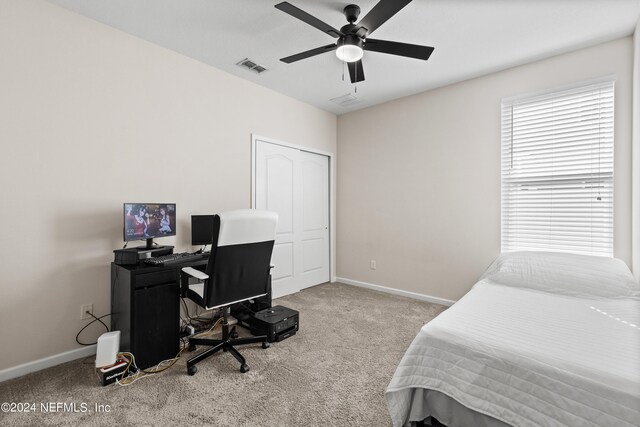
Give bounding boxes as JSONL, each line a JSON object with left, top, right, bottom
{"left": 0, "top": 0, "right": 336, "bottom": 371}
{"left": 633, "top": 22, "right": 640, "bottom": 281}
{"left": 337, "top": 37, "right": 634, "bottom": 301}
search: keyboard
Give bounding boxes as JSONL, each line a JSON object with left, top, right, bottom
{"left": 143, "top": 252, "right": 206, "bottom": 266}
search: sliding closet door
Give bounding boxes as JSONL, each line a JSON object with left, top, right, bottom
{"left": 255, "top": 142, "right": 301, "bottom": 298}
{"left": 254, "top": 140, "right": 330, "bottom": 298}
{"left": 300, "top": 151, "right": 329, "bottom": 289}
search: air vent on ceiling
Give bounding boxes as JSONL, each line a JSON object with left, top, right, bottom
{"left": 330, "top": 93, "right": 363, "bottom": 107}
{"left": 236, "top": 58, "right": 268, "bottom": 74}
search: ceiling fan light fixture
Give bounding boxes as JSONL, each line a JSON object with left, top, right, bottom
{"left": 336, "top": 35, "right": 363, "bottom": 62}
{"left": 276, "top": 0, "right": 435, "bottom": 84}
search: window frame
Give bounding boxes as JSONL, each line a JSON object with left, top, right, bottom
{"left": 500, "top": 77, "right": 615, "bottom": 257}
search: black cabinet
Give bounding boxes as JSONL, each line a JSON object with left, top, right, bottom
{"left": 132, "top": 281, "right": 178, "bottom": 369}
{"left": 111, "top": 262, "right": 204, "bottom": 369}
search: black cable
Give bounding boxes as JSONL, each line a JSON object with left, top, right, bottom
{"left": 87, "top": 311, "right": 110, "bottom": 332}
{"left": 180, "top": 298, "right": 212, "bottom": 324}
{"left": 181, "top": 298, "right": 195, "bottom": 322}
{"left": 75, "top": 313, "right": 112, "bottom": 346}
{"left": 194, "top": 245, "right": 209, "bottom": 255}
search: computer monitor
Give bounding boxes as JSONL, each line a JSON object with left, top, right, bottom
{"left": 124, "top": 203, "right": 176, "bottom": 249}
{"left": 191, "top": 215, "right": 215, "bottom": 248}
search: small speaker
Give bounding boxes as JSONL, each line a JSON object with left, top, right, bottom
{"left": 113, "top": 248, "right": 138, "bottom": 265}
{"left": 95, "top": 331, "right": 121, "bottom": 368}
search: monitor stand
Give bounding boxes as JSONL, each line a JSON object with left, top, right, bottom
{"left": 135, "top": 245, "right": 174, "bottom": 259}
{"left": 134, "top": 239, "right": 174, "bottom": 257}
{"left": 134, "top": 239, "right": 171, "bottom": 251}
{"left": 113, "top": 244, "right": 174, "bottom": 265}
{"left": 140, "top": 238, "right": 154, "bottom": 250}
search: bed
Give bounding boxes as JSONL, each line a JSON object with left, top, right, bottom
{"left": 385, "top": 251, "right": 640, "bottom": 427}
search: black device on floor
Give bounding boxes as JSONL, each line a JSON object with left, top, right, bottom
{"left": 230, "top": 274, "right": 273, "bottom": 324}
{"left": 250, "top": 305, "right": 299, "bottom": 343}
{"left": 97, "top": 356, "right": 135, "bottom": 386}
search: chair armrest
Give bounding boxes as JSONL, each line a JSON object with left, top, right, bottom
{"left": 181, "top": 266, "right": 209, "bottom": 280}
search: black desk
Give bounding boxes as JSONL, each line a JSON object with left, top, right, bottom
{"left": 110, "top": 256, "right": 207, "bottom": 369}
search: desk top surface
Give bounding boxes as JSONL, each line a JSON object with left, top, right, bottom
{"left": 112, "top": 255, "right": 208, "bottom": 272}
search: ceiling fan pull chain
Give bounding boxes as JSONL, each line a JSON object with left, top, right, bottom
{"left": 342, "top": 60, "right": 345, "bottom": 81}
{"left": 355, "top": 63, "right": 358, "bottom": 93}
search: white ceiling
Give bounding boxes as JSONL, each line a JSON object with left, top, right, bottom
{"left": 48, "top": 0, "right": 640, "bottom": 115}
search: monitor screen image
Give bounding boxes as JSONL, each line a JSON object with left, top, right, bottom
{"left": 124, "top": 203, "right": 176, "bottom": 242}
{"left": 191, "top": 215, "right": 215, "bottom": 246}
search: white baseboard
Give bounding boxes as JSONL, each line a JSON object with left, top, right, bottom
{"left": 0, "top": 280, "right": 450, "bottom": 383}
{"left": 336, "top": 277, "right": 456, "bottom": 307}
{"left": 0, "top": 345, "right": 96, "bottom": 383}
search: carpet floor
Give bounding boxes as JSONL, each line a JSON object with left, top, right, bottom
{"left": 0, "top": 282, "right": 446, "bottom": 426}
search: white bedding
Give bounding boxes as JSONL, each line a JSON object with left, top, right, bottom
{"left": 386, "top": 252, "right": 640, "bottom": 427}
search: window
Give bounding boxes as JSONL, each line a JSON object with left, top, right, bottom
{"left": 501, "top": 79, "right": 614, "bottom": 257}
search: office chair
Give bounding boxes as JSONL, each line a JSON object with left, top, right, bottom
{"left": 180, "top": 209, "right": 278, "bottom": 375}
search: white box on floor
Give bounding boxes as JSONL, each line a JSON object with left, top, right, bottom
{"left": 95, "top": 331, "right": 120, "bottom": 368}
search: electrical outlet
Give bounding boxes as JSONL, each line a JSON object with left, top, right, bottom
{"left": 81, "top": 304, "right": 93, "bottom": 320}
{"left": 370, "top": 260, "right": 377, "bottom": 270}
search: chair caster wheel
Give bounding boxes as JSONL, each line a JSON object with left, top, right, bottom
{"left": 187, "top": 366, "right": 197, "bottom": 376}
{"left": 240, "top": 364, "right": 250, "bottom": 373}
{"left": 262, "top": 341, "right": 270, "bottom": 349}
{"left": 188, "top": 343, "right": 196, "bottom": 352}
{"left": 231, "top": 331, "right": 239, "bottom": 339}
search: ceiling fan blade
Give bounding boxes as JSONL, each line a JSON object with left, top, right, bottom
{"left": 275, "top": 2, "right": 343, "bottom": 38}
{"left": 347, "top": 60, "right": 365, "bottom": 83}
{"left": 364, "top": 38, "right": 434, "bottom": 61}
{"left": 280, "top": 44, "right": 337, "bottom": 64}
{"left": 356, "top": 0, "right": 412, "bottom": 36}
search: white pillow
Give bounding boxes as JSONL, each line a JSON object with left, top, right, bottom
{"left": 480, "top": 251, "right": 640, "bottom": 299}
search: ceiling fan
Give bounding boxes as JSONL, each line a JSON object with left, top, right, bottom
{"left": 274, "top": 0, "right": 434, "bottom": 84}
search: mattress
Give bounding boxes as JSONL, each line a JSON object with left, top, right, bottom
{"left": 385, "top": 252, "right": 640, "bottom": 427}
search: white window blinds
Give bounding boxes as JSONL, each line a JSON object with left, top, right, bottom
{"left": 501, "top": 80, "right": 614, "bottom": 257}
